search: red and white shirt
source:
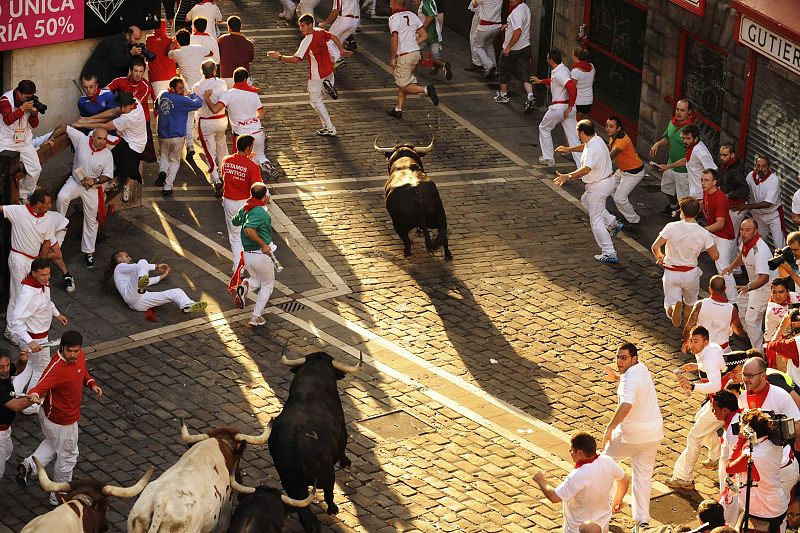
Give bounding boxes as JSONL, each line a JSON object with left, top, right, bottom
{"left": 191, "top": 31, "right": 220, "bottom": 63}
{"left": 0, "top": 90, "right": 39, "bottom": 146}
{"left": 3, "top": 204, "right": 54, "bottom": 258}
{"left": 106, "top": 76, "right": 154, "bottom": 122}
{"left": 294, "top": 29, "right": 335, "bottom": 80}
{"left": 221, "top": 153, "right": 263, "bottom": 201}
{"left": 389, "top": 10, "right": 423, "bottom": 55}
{"left": 658, "top": 220, "right": 714, "bottom": 269}
{"left": 765, "top": 293, "right": 800, "bottom": 344}
{"left": 540, "top": 63, "right": 577, "bottom": 107}
{"left": 29, "top": 350, "right": 96, "bottom": 425}
{"left": 66, "top": 126, "right": 114, "bottom": 185}
{"left": 216, "top": 88, "right": 263, "bottom": 135}
{"left": 8, "top": 275, "right": 59, "bottom": 346}
{"left": 477, "top": 0, "right": 502, "bottom": 27}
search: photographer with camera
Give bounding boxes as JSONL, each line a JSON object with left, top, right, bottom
{"left": 82, "top": 26, "right": 145, "bottom": 87}
{"left": 726, "top": 408, "right": 788, "bottom": 532}
{"left": 0, "top": 80, "right": 43, "bottom": 203}
{"left": 770, "top": 232, "right": 800, "bottom": 294}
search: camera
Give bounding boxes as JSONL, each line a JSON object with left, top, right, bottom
{"left": 734, "top": 410, "right": 796, "bottom": 446}
{"left": 29, "top": 95, "right": 47, "bottom": 114}
{"left": 768, "top": 246, "right": 798, "bottom": 271}
{"left": 130, "top": 43, "right": 156, "bottom": 62}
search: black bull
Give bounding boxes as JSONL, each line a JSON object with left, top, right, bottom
{"left": 268, "top": 351, "right": 362, "bottom": 533}
{"left": 376, "top": 140, "right": 453, "bottom": 260}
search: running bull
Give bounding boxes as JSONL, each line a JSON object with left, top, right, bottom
{"left": 21, "top": 457, "right": 152, "bottom": 532}
{"left": 227, "top": 480, "right": 316, "bottom": 533}
{"left": 270, "top": 350, "right": 363, "bottom": 533}
{"left": 374, "top": 137, "right": 453, "bottom": 260}
{"left": 127, "top": 423, "right": 270, "bottom": 533}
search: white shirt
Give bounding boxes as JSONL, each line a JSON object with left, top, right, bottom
{"left": 114, "top": 262, "right": 160, "bottom": 306}
{"left": 216, "top": 88, "right": 263, "bottom": 135}
{"left": 45, "top": 211, "right": 68, "bottom": 247}
{"left": 571, "top": 65, "right": 594, "bottom": 106}
{"left": 792, "top": 189, "right": 800, "bottom": 215}
{"left": 614, "top": 362, "right": 664, "bottom": 444}
{"left": 739, "top": 383, "right": 800, "bottom": 420}
{"left": 66, "top": 126, "right": 114, "bottom": 185}
{"left": 112, "top": 102, "right": 147, "bottom": 153}
{"left": 334, "top": 0, "right": 360, "bottom": 17}
{"left": 0, "top": 90, "right": 34, "bottom": 146}
{"left": 389, "top": 10, "right": 423, "bottom": 55}
{"left": 3, "top": 205, "right": 54, "bottom": 257}
{"left": 185, "top": 3, "right": 223, "bottom": 39}
{"left": 8, "top": 282, "right": 59, "bottom": 346}
{"left": 735, "top": 438, "right": 786, "bottom": 518}
{"left": 554, "top": 454, "right": 625, "bottom": 533}
{"left": 191, "top": 32, "right": 220, "bottom": 64}
{"left": 658, "top": 220, "right": 714, "bottom": 268}
{"left": 503, "top": 2, "right": 530, "bottom": 50}
{"left": 696, "top": 297, "right": 734, "bottom": 347}
{"left": 580, "top": 135, "right": 613, "bottom": 184}
{"left": 476, "top": 0, "right": 502, "bottom": 26}
{"left": 192, "top": 77, "right": 228, "bottom": 119}
{"left": 686, "top": 141, "right": 717, "bottom": 199}
{"left": 169, "top": 44, "right": 213, "bottom": 89}
{"left": 549, "top": 63, "right": 573, "bottom": 104}
{"left": 746, "top": 171, "right": 782, "bottom": 215}
{"left": 765, "top": 293, "right": 800, "bottom": 344}
{"left": 742, "top": 237, "right": 776, "bottom": 295}
{"left": 694, "top": 342, "right": 727, "bottom": 395}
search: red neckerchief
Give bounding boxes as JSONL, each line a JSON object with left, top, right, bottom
{"left": 671, "top": 114, "right": 694, "bottom": 127}
{"left": 25, "top": 205, "right": 44, "bottom": 218}
{"left": 232, "top": 81, "right": 260, "bottom": 93}
{"left": 21, "top": 274, "right": 47, "bottom": 291}
{"left": 711, "top": 293, "right": 728, "bottom": 303}
{"left": 746, "top": 383, "right": 770, "bottom": 409}
{"left": 243, "top": 197, "right": 266, "bottom": 212}
{"left": 574, "top": 454, "right": 599, "bottom": 469}
{"left": 753, "top": 170, "right": 772, "bottom": 185}
{"left": 391, "top": 7, "right": 408, "bottom": 13}
{"left": 89, "top": 136, "right": 103, "bottom": 153}
{"left": 573, "top": 60, "right": 593, "bottom": 72}
{"left": 724, "top": 408, "right": 742, "bottom": 430}
{"left": 721, "top": 155, "right": 739, "bottom": 169}
{"left": 685, "top": 139, "right": 699, "bottom": 161}
{"left": 742, "top": 233, "right": 761, "bottom": 257}
{"left": 193, "top": 32, "right": 210, "bottom": 36}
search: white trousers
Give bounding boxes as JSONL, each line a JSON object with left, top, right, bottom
{"left": 469, "top": 11, "right": 480, "bottom": 65}
{"left": 281, "top": 0, "right": 296, "bottom": 17}
{"left": 13, "top": 340, "right": 51, "bottom": 394}
{"left": 159, "top": 137, "right": 184, "bottom": 191}
{"left": 124, "top": 259, "right": 194, "bottom": 312}
{"left": 739, "top": 286, "right": 771, "bottom": 350}
{"left": 672, "top": 400, "right": 723, "bottom": 482}
{"left": 0, "top": 141, "right": 41, "bottom": 200}
{"left": 197, "top": 116, "right": 229, "bottom": 183}
{"left": 538, "top": 104, "right": 581, "bottom": 166}
{"left": 671, "top": 170, "right": 690, "bottom": 201}
{"left": 605, "top": 437, "right": 660, "bottom": 525}
{"left": 688, "top": 170, "right": 703, "bottom": 200}
{"left": 330, "top": 16, "right": 358, "bottom": 42}
{"left": 244, "top": 251, "right": 275, "bottom": 318}
{"left": 730, "top": 208, "right": 746, "bottom": 244}
{"left": 235, "top": 130, "right": 267, "bottom": 166}
{"left": 474, "top": 27, "right": 500, "bottom": 71}
{"left": 0, "top": 427, "right": 11, "bottom": 479}
{"left": 662, "top": 267, "right": 701, "bottom": 311}
{"left": 184, "top": 110, "right": 197, "bottom": 152}
{"left": 711, "top": 234, "right": 739, "bottom": 304}
{"left": 56, "top": 179, "right": 100, "bottom": 254}
{"left": 613, "top": 168, "right": 645, "bottom": 223}
{"left": 297, "top": 0, "right": 319, "bottom": 18}
{"left": 580, "top": 177, "right": 617, "bottom": 256}
{"left": 25, "top": 410, "right": 79, "bottom": 484}
{"left": 308, "top": 75, "right": 335, "bottom": 130}
{"left": 223, "top": 198, "right": 246, "bottom": 272}
{"left": 752, "top": 209, "right": 785, "bottom": 250}
{"left": 151, "top": 80, "right": 170, "bottom": 95}
{"left": 6, "top": 252, "right": 34, "bottom": 330}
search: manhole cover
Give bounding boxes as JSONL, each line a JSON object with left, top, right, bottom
{"left": 277, "top": 301, "right": 307, "bottom": 313}
{"left": 649, "top": 491, "right": 704, "bottom": 526}
{"left": 358, "top": 410, "right": 432, "bottom": 440}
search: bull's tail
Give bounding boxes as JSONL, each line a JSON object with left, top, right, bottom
{"left": 414, "top": 187, "right": 437, "bottom": 253}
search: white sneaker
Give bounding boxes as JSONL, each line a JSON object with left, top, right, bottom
{"left": 122, "top": 184, "right": 131, "bottom": 202}
{"left": 49, "top": 492, "right": 60, "bottom": 507}
{"left": 248, "top": 315, "right": 266, "bottom": 327}
{"left": 538, "top": 157, "right": 555, "bottom": 166}
{"left": 316, "top": 128, "right": 337, "bottom": 137}
{"left": 22, "top": 404, "right": 40, "bottom": 415}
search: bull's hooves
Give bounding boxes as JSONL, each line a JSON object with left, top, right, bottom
{"left": 339, "top": 458, "right": 352, "bottom": 469}
{"left": 403, "top": 252, "right": 411, "bottom": 257}
{"left": 445, "top": 254, "right": 453, "bottom": 261}
{"left": 327, "top": 503, "right": 339, "bottom": 515}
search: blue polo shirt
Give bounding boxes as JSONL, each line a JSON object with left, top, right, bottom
{"left": 78, "top": 89, "right": 117, "bottom": 117}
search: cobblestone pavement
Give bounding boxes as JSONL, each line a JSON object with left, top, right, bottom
{"left": 0, "top": 1, "right": 728, "bottom": 531}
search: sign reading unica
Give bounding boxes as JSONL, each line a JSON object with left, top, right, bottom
{"left": 739, "top": 15, "right": 800, "bottom": 77}
{"left": 0, "top": 0, "right": 85, "bottom": 51}
{"left": 672, "top": 0, "right": 705, "bottom": 16}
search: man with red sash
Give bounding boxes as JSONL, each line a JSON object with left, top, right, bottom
{"left": 533, "top": 432, "right": 628, "bottom": 532}
{"left": 6, "top": 331, "right": 103, "bottom": 506}
{"left": 667, "top": 326, "right": 727, "bottom": 492}
{"left": 702, "top": 169, "right": 738, "bottom": 303}
{"left": 721, "top": 219, "right": 775, "bottom": 350}
{"left": 0, "top": 80, "right": 42, "bottom": 202}
{"left": 735, "top": 155, "right": 785, "bottom": 250}
{"left": 192, "top": 59, "right": 229, "bottom": 194}
{"left": 682, "top": 275, "right": 745, "bottom": 355}
{"left": 532, "top": 49, "right": 580, "bottom": 167}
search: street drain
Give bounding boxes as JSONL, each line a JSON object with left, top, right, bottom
{"left": 278, "top": 301, "right": 307, "bottom": 313}
{"left": 358, "top": 410, "right": 432, "bottom": 440}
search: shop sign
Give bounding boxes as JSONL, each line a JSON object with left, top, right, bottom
{"left": 0, "top": 0, "right": 85, "bottom": 51}
{"left": 672, "top": 0, "right": 705, "bottom": 16}
{"left": 739, "top": 15, "right": 800, "bottom": 77}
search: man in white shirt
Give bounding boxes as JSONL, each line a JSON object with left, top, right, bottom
{"left": 495, "top": 0, "right": 535, "bottom": 114}
{"left": 55, "top": 126, "right": 113, "bottom": 269}
{"left": 764, "top": 277, "right": 800, "bottom": 355}
{"left": 720, "top": 218, "right": 776, "bottom": 350}
{"left": 533, "top": 432, "right": 628, "bottom": 533}
{"left": 471, "top": 0, "right": 501, "bottom": 79}
{"left": 734, "top": 156, "right": 785, "bottom": 249}
{"left": 192, "top": 60, "right": 229, "bottom": 195}
{"left": 533, "top": 49, "right": 581, "bottom": 166}
{"left": 791, "top": 178, "right": 800, "bottom": 226}
{"left": 682, "top": 275, "right": 745, "bottom": 354}
{"left": 186, "top": 0, "right": 223, "bottom": 39}
{"left": 168, "top": 29, "right": 213, "bottom": 156}
{"left": 711, "top": 389, "right": 743, "bottom": 525}
{"left": 554, "top": 119, "right": 621, "bottom": 263}
{"left": 319, "top": 0, "right": 360, "bottom": 68}
{"left": 386, "top": 0, "right": 438, "bottom": 119}
{"left": 601, "top": 342, "right": 663, "bottom": 530}
{"left": 651, "top": 196, "right": 719, "bottom": 327}
{"left": 191, "top": 17, "right": 220, "bottom": 63}
{"left": 666, "top": 326, "right": 727, "bottom": 491}
{"left": 655, "top": 124, "right": 716, "bottom": 200}
{"left": 0, "top": 80, "right": 43, "bottom": 202}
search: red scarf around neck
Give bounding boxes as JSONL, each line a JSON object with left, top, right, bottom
{"left": 742, "top": 234, "right": 761, "bottom": 257}
{"left": 721, "top": 155, "right": 739, "bottom": 169}
{"left": 711, "top": 293, "right": 728, "bottom": 303}
{"left": 574, "top": 454, "right": 599, "bottom": 468}
{"left": 232, "top": 81, "right": 260, "bottom": 93}
{"left": 26, "top": 205, "right": 44, "bottom": 218}
{"left": 671, "top": 114, "right": 694, "bottom": 127}
{"left": 243, "top": 197, "right": 266, "bottom": 212}
{"left": 193, "top": 32, "right": 209, "bottom": 36}
{"left": 21, "top": 274, "right": 47, "bottom": 291}
{"left": 746, "top": 383, "right": 770, "bottom": 409}
{"left": 685, "top": 140, "right": 699, "bottom": 161}
{"left": 573, "top": 60, "right": 593, "bottom": 72}
{"left": 753, "top": 170, "right": 772, "bottom": 186}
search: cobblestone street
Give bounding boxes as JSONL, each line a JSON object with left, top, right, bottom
{"left": 0, "top": 1, "right": 728, "bottom": 531}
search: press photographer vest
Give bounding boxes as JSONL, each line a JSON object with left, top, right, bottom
{"left": 0, "top": 90, "right": 33, "bottom": 145}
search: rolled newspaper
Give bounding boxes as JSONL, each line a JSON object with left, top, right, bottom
{"left": 674, "top": 368, "right": 691, "bottom": 397}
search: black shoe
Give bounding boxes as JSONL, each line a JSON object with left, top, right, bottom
{"left": 444, "top": 62, "right": 452, "bottom": 80}
{"left": 484, "top": 67, "right": 497, "bottom": 80}
{"left": 15, "top": 461, "right": 32, "bottom": 488}
{"left": 344, "top": 36, "right": 357, "bottom": 51}
{"left": 427, "top": 85, "right": 439, "bottom": 106}
{"left": 323, "top": 80, "right": 338, "bottom": 100}
{"left": 214, "top": 182, "right": 223, "bottom": 198}
{"left": 63, "top": 275, "right": 75, "bottom": 293}
{"left": 524, "top": 97, "right": 536, "bottom": 114}
{"left": 464, "top": 63, "right": 482, "bottom": 72}
{"left": 659, "top": 204, "right": 677, "bottom": 216}
{"left": 387, "top": 108, "right": 402, "bottom": 119}
{"left": 84, "top": 254, "right": 94, "bottom": 269}
{"left": 162, "top": 189, "right": 173, "bottom": 196}
{"left": 155, "top": 171, "right": 166, "bottom": 187}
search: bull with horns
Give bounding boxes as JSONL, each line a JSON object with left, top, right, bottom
{"left": 374, "top": 137, "right": 453, "bottom": 260}
{"left": 268, "top": 348, "right": 363, "bottom": 533}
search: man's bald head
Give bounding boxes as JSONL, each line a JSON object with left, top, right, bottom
{"left": 578, "top": 522, "right": 602, "bottom": 533}
{"left": 741, "top": 218, "right": 757, "bottom": 232}
{"left": 91, "top": 127, "right": 109, "bottom": 150}
{"left": 709, "top": 275, "right": 726, "bottom": 295}
{"left": 743, "top": 356, "right": 767, "bottom": 374}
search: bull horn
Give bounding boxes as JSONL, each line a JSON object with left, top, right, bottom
{"left": 229, "top": 475, "right": 256, "bottom": 494}
{"left": 413, "top": 136, "right": 435, "bottom": 154}
{"left": 33, "top": 457, "right": 71, "bottom": 494}
{"left": 101, "top": 466, "right": 154, "bottom": 498}
{"left": 235, "top": 419, "right": 272, "bottom": 445}
{"left": 373, "top": 136, "right": 393, "bottom": 154}
{"left": 180, "top": 420, "right": 210, "bottom": 444}
{"left": 281, "top": 354, "right": 306, "bottom": 367}
{"left": 282, "top": 481, "right": 317, "bottom": 508}
{"left": 332, "top": 351, "right": 364, "bottom": 374}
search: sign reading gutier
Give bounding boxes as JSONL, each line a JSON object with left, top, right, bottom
{"left": 0, "top": 0, "right": 160, "bottom": 52}
{"left": 739, "top": 15, "right": 800, "bottom": 77}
